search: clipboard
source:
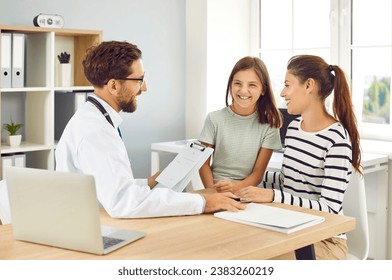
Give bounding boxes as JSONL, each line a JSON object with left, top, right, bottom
{"left": 155, "top": 141, "right": 213, "bottom": 192}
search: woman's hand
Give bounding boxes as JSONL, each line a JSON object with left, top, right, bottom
{"left": 235, "top": 186, "right": 274, "bottom": 203}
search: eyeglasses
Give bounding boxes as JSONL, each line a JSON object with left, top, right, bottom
{"left": 117, "top": 74, "right": 145, "bottom": 87}
{"left": 104, "top": 74, "right": 145, "bottom": 87}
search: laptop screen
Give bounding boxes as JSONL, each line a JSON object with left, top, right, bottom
{"left": 279, "top": 108, "right": 300, "bottom": 147}
{"left": 5, "top": 166, "right": 145, "bottom": 255}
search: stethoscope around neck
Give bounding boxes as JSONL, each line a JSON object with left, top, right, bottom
{"left": 87, "top": 96, "right": 122, "bottom": 139}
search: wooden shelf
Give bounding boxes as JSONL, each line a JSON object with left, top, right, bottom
{"left": 1, "top": 142, "right": 53, "bottom": 154}
{"left": 0, "top": 87, "right": 50, "bottom": 92}
{"left": 0, "top": 25, "right": 102, "bottom": 178}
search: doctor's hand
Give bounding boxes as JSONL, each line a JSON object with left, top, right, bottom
{"left": 148, "top": 171, "right": 161, "bottom": 189}
{"left": 213, "top": 180, "right": 239, "bottom": 193}
{"left": 202, "top": 192, "right": 246, "bottom": 213}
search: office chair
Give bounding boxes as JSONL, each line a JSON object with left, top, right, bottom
{"left": 0, "top": 180, "right": 12, "bottom": 225}
{"left": 343, "top": 170, "right": 369, "bottom": 260}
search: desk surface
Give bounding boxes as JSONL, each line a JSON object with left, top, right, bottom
{"left": 0, "top": 203, "right": 354, "bottom": 260}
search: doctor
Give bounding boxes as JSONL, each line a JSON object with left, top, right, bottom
{"left": 55, "top": 41, "right": 245, "bottom": 218}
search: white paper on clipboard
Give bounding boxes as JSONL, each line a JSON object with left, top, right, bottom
{"left": 155, "top": 142, "right": 213, "bottom": 192}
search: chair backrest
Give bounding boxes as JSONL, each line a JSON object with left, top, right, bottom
{"left": 0, "top": 179, "right": 12, "bottom": 224}
{"left": 343, "top": 171, "right": 369, "bottom": 260}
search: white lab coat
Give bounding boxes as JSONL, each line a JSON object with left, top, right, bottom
{"left": 55, "top": 95, "right": 204, "bottom": 218}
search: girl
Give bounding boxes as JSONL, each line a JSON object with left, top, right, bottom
{"left": 198, "top": 56, "right": 282, "bottom": 193}
{"left": 236, "top": 55, "right": 362, "bottom": 260}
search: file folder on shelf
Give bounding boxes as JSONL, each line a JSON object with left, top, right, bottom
{"left": 1, "top": 153, "right": 26, "bottom": 179}
{"left": 1, "top": 155, "right": 14, "bottom": 178}
{"left": 13, "top": 153, "right": 26, "bottom": 167}
{"left": 11, "top": 33, "right": 25, "bottom": 88}
{"left": 1, "top": 33, "right": 12, "bottom": 88}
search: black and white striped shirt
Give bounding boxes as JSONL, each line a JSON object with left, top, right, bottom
{"left": 264, "top": 118, "right": 353, "bottom": 215}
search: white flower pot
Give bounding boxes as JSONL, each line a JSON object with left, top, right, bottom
{"left": 6, "top": 135, "right": 22, "bottom": 147}
{"left": 58, "top": 63, "right": 72, "bottom": 87}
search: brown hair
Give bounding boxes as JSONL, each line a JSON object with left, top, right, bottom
{"left": 287, "top": 55, "right": 362, "bottom": 174}
{"left": 225, "top": 56, "right": 282, "bottom": 128}
{"left": 82, "top": 41, "right": 142, "bottom": 88}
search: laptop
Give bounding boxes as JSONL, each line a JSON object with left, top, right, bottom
{"left": 5, "top": 166, "right": 146, "bottom": 255}
{"left": 279, "top": 108, "right": 301, "bottom": 150}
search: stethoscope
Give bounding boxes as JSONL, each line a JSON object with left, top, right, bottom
{"left": 87, "top": 96, "right": 122, "bottom": 139}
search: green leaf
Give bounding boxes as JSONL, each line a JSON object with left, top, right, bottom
{"left": 2, "top": 122, "right": 23, "bottom": 135}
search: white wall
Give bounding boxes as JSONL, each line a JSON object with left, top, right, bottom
{"left": 0, "top": 0, "right": 186, "bottom": 177}
{"left": 185, "top": 0, "right": 251, "bottom": 138}
{"left": 185, "top": 0, "right": 208, "bottom": 140}
{"left": 1, "top": 0, "right": 253, "bottom": 175}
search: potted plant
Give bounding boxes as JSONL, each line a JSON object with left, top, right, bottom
{"left": 57, "top": 51, "right": 72, "bottom": 86}
{"left": 3, "top": 119, "right": 23, "bottom": 147}
{"left": 57, "top": 51, "right": 70, "bottom": 64}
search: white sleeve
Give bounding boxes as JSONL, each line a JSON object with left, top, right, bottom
{"left": 77, "top": 131, "right": 204, "bottom": 218}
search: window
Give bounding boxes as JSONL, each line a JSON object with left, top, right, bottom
{"left": 258, "top": 0, "right": 331, "bottom": 108}
{"left": 255, "top": 0, "right": 392, "bottom": 140}
{"left": 350, "top": 0, "right": 391, "bottom": 139}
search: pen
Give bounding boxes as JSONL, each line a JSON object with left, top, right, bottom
{"left": 232, "top": 197, "right": 252, "bottom": 203}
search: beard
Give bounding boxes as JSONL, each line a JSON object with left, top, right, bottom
{"left": 120, "top": 98, "right": 137, "bottom": 113}
{"left": 118, "top": 89, "right": 140, "bottom": 113}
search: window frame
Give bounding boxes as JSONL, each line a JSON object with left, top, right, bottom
{"left": 253, "top": 0, "right": 392, "bottom": 141}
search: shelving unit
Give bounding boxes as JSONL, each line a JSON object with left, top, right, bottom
{"left": 0, "top": 25, "right": 102, "bottom": 178}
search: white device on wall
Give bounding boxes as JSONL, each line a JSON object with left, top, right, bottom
{"left": 33, "top": 14, "right": 64, "bottom": 28}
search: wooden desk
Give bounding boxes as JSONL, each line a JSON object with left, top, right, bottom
{"left": 0, "top": 204, "right": 354, "bottom": 260}
{"left": 151, "top": 140, "right": 390, "bottom": 259}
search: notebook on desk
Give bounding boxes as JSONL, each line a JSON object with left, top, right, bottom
{"left": 214, "top": 203, "right": 325, "bottom": 234}
{"left": 5, "top": 166, "right": 145, "bottom": 255}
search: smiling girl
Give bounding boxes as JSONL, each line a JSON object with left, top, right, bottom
{"left": 197, "top": 56, "right": 282, "bottom": 193}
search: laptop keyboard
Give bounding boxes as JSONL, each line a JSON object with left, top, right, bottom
{"left": 102, "top": 236, "right": 125, "bottom": 249}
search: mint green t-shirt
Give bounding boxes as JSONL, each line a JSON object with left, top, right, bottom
{"left": 198, "top": 107, "right": 281, "bottom": 183}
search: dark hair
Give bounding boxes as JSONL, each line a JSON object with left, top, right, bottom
{"left": 225, "top": 56, "right": 282, "bottom": 128}
{"left": 287, "top": 54, "right": 361, "bottom": 174}
{"left": 82, "top": 41, "right": 142, "bottom": 87}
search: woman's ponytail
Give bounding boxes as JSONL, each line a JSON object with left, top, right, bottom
{"left": 331, "top": 65, "right": 362, "bottom": 174}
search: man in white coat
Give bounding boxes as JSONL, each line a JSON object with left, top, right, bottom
{"left": 55, "top": 41, "right": 245, "bottom": 218}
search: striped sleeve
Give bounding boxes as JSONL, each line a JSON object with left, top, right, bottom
{"left": 272, "top": 122, "right": 353, "bottom": 214}
{"left": 261, "top": 170, "right": 283, "bottom": 190}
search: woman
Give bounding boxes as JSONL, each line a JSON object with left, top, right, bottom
{"left": 236, "top": 55, "right": 362, "bottom": 259}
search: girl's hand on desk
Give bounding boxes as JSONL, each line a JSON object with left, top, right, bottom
{"left": 213, "top": 180, "right": 239, "bottom": 193}
{"left": 235, "top": 187, "right": 274, "bottom": 203}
